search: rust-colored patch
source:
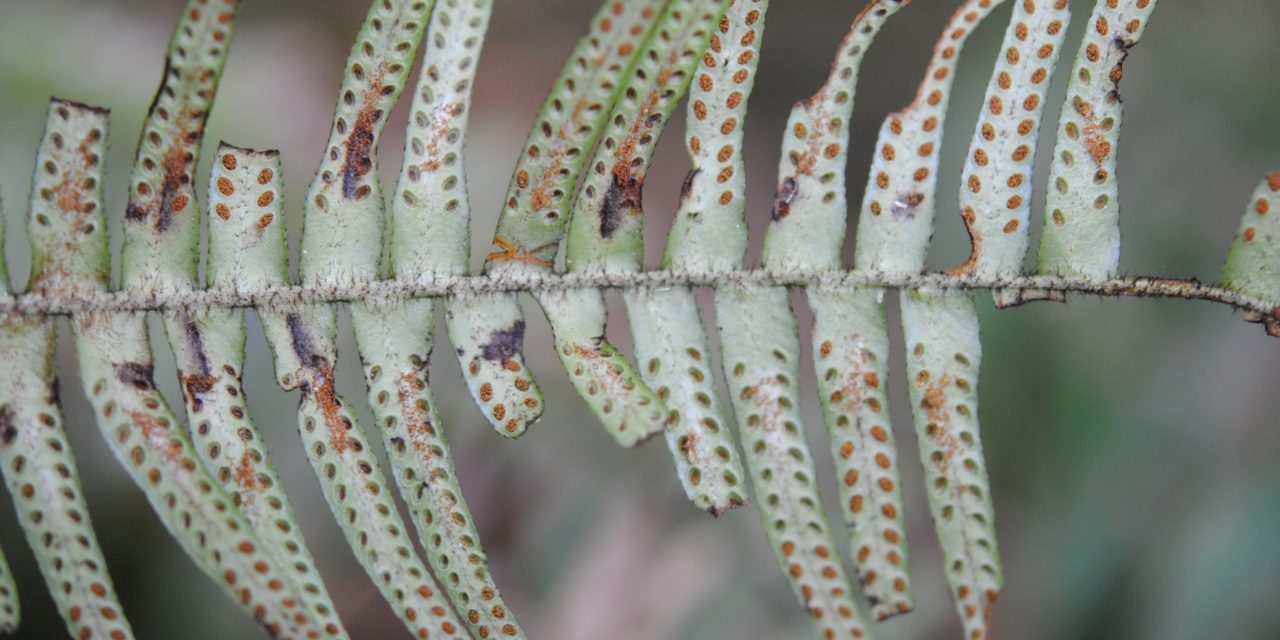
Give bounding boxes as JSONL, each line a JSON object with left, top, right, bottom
{"left": 307, "top": 366, "right": 354, "bottom": 455}
{"left": 181, "top": 372, "right": 218, "bottom": 412}
{"left": 922, "top": 375, "right": 960, "bottom": 477}
{"left": 341, "top": 66, "right": 387, "bottom": 199}
{"left": 526, "top": 96, "right": 592, "bottom": 215}
{"left": 397, "top": 373, "right": 437, "bottom": 459}
{"left": 1267, "top": 172, "right": 1280, "bottom": 192}
{"left": 419, "top": 102, "right": 460, "bottom": 172}
{"left": 130, "top": 410, "right": 184, "bottom": 465}
{"left": 771, "top": 177, "right": 798, "bottom": 221}
{"left": 155, "top": 127, "right": 194, "bottom": 232}
{"left": 235, "top": 450, "right": 260, "bottom": 495}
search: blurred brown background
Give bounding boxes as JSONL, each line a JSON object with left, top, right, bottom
{"left": 1, "top": 0, "right": 1279, "bottom": 638}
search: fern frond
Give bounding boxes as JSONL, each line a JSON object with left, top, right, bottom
{"left": 109, "top": 2, "right": 350, "bottom": 633}
{"left": 214, "top": 146, "right": 467, "bottom": 639}
{"left": 76, "top": 203, "right": 328, "bottom": 638}
{"left": 120, "top": 0, "right": 240, "bottom": 293}
{"left": 2, "top": 100, "right": 132, "bottom": 640}
{"left": 351, "top": 1, "right": 526, "bottom": 636}
{"left": 716, "top": 285, "right": 869, "bottom": 640}
{"left": 204, "top": 145, "right": 349, "bottom": 638}
{"left": 900, "top": 290, "right": 1000, "bottom": 640}
{"left": 1223, "top": 172, "right": 1280, "bottom": 335}
{"left": 854, "top": 0, "right": 1009, "bottom": 275}
{"left": 757, "top": 0, "right": 914, "bottom": 619}
{"left": 624, "top": 0, "right": 766, "bottom": 514}
{"left": 949, "top": 0, "right": 1070, "bottom": 309}
{"left": 1039, "top": 0, "right": 1159, "bottom": 280}
{"left": 300, "top": 0, "right": 433, "bottom": 288}
{"left": 541, "top": 0, "right": 729, "bottom": 447}
{"left": 446, "top": 0, "right": 666, "bottom": 437}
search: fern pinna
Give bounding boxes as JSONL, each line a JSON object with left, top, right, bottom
{"left": 1, "top": 0, "right": 1278, "bottom": 638}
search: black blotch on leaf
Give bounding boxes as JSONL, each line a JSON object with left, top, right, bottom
{"left": 0, "top": 406, "right": 16, "bottom": 446}
{"left": 771, "top": 177, "right": 797, "bottom": 221}
{"left": 480, "top": 320, "right": 526, "bottom": 363}
{"left": 601, "top": 172, "right": 642, "bottom": 238}
{"left": 114, "top": 361, "right": 156, "bottom": 391}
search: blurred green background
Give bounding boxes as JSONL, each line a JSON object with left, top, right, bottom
{"left": 1, "top": 0, "right": 1279, "bottom": 638}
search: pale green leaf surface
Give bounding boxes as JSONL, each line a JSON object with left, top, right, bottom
{"left": 1222, "top": 172, "right": 1280, "bottom": 325}
{"left": 808, "top": 287, "right": 912, "bottom": 620}
{"left": 760, "top": 0, "right": 909, "bottom": 272}
{"left": 120, "top": 0, "right": 240, "bottom": 293}
{"left": 300, "top": 0, "right": 433, "bottom": 288}
{"left": 623, "top": 0, "right": 763, "bottom": 514}
{"left": 198, "top": 145, "right": 349, "bottom": 638}
{"left": 853, "top": 0, "right": 1010, "bottom": 276}
{"left": 900, "top": 289, "right": 1001, "bottom": 640}
{"left": 2, "top": 100, "right": 131, "bottom": 640}
{"left": 352, "top": 2, "right": 527, "bottom": 636}
{"left": 446, "top": 0, "right": 664, "bottom": 437}
{"left": 1039, "top": 0, "right": 1159, "bottom": 280}
{"left": 716, "top": 285, "right": 870, "bottom": 639}
{"left": 950, "top": 0, "right": 1070, "bottom": 289}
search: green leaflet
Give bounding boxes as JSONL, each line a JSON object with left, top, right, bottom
{"left": 626, "top": 287, "right": 748, "bottom": 513}
{"left": 389, "top": 0, "right": 489, "bottom": 282}
{"left": 75, "top": 311, "right": 329, "bottom": 638}
{"left": 210, "top": 147, "right": 467, "bottom": 640}
{"left": 116, "top": 2, "right": 343, "bottom": 629}
{"left": 38, "top": 92, "right": 323, "bottom": 637}
{"left": 663, "top": 0, "right": 766, "bottom": 274}
{"left": 1223, "top": 172, "right": 1280, "bottom": 335}
{"left": 487, "top": 0, "right": 671, "bottom": 270}
{"left": 290, "top": 2, "right": 471, "bottom": 634}
{"left": 757, "top": 0, "right": 912, "bottom": 618}
{"left": 808, "top": 287, "right": 911, "bottom": 620}
{"left": 300, "top": 0, "right": 433, "bottom": 287}
{"left": 950, "top": 0, "right": 1070, "bottom": 308}
{"left": 853, "top": 0, "right": 1009, "bottom": 276}
{"left": 623, "top": 0, "right": 763, "bottom": 514}
{"left": 203, "top": 146, "right": 348, "bottom": 638}
{"left": 760, "top": 0, "right": 909, "bottom": 271}
{"left": 446, "top": 0, "right": 665, "bottom": 437}
{"left": 1, "top": 100, "right": 133, "bottom": 640}
{"left": 1039, "top": 0, "right": 1159, "bottom": 280}
{"left": 353, "top": 1, "right": 527, "bottom": 636}
{"left": 541, "top": 288, "right": 667, "bottom": 447}
{"left": 541, "top": 0, "right": 726, "bottom": 446}
{"left": 120, "top": 0, "right": 240, "bottom": 293}
{"left": 900, "top": 290, "right": 1001, "bottom": 640}
{"left": 562, "top": 0, "right": 727, "bottom": 271}
{"left": 716, "top": 285, "right": 870, "bottom": 639}
{"left": 352, "top": 301, "right": 526, "bottom": 639}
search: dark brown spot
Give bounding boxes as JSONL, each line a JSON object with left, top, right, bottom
{"left": 771, "top": 177, "right": 797, "bottom": 221}
{"left": 286, "top": 313, "right": 321, "bottom": 369}
{"left": 114, "top": 362, "right": 156, "bottom": 391}
{"left": 890, "top": 192, "right": 924, "bottom": 220}
{"left": 600, "top": 171, "right": 641, "bottom": 239}
{"left": 479, "top": 321, "right": 526, "bottom": 363}
{"left": 0, "top": 406, "right": 16, "bottom": 446}
{"left": 678, "top": 168, "right": 700, "bottom": 205}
